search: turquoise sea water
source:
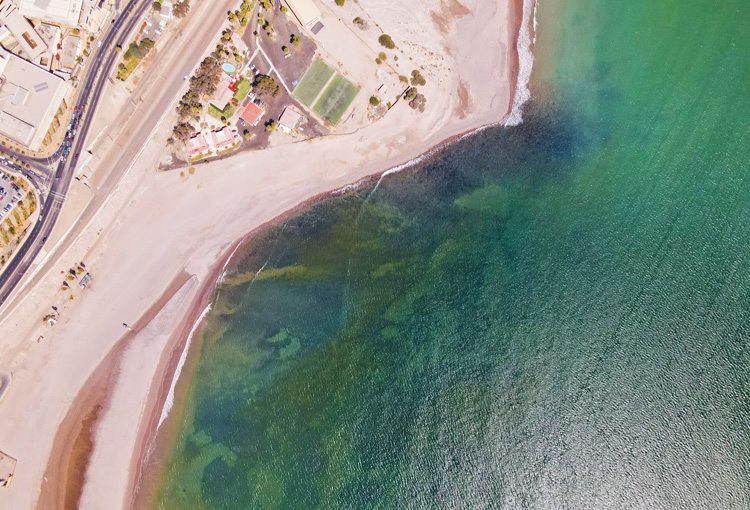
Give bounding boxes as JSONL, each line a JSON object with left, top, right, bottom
{"left": 154, "top": 0, "right": 750, "bottom": 507}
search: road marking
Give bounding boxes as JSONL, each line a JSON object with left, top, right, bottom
{"left": 256, "top": 39, "right": 292, "bottom": 94}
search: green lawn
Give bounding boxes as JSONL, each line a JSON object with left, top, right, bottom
{"left": 292, "top": 59, "right": 335, "bottom": 107}
{"left": 208, "top": 102, "right": 237, "bottom": 120}
{"left": 232, "top": 79, "right": 252, "bottom": 102}
{"left": 312, "top": 74, "right": 359, "bottom": 125}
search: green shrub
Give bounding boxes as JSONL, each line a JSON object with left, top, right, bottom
{"left": 378, "top": 34, "right": 395, "bottom": 49}
{"left": 369, "top": 96, "right": 380, "bottom": 106}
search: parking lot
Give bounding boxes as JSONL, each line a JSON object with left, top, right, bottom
{"left": 0, "top": 172, "right": 23, "bottom": 222}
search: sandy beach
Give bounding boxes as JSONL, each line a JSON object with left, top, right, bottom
{"left": 0, "top": 0, "right": 533, "bottom": 507}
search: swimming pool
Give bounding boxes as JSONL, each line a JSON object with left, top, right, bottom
{"left": 222, "top": 63, "right": 236, "bottom": 74}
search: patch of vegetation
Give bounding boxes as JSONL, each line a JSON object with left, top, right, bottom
{"left": 152, "top": 1, "right": 161, "bottom": 11}
{"left": 116, "top": 38, "right": 155, "bottom": 80}
{"left": 404, "top": 87, "right": 426, "bottom": 111}
{"left": 378, "top": 52, "right": 387, "bottom": 61}
{"left": 172, "top": 122, "right": 195, "bottom": 143}
{"left": 175, "top": 55, "right": 223, "bottom": 124}
{"left": 312, "top": 74, "right": 360, "bottom": 125}
{"left": 232, "top": 78, "right": 252, "bottom": 102}
{"left": 334, "top": 0, "right": 344, "bottom": 5}
{"left": 399, "top": 75, "right": 409, "bottom": 83}
{"left": 369, "top": 96, "right": 380, "bottom": 106}
{"left": 292, "top": 59, "right": 335, "bottom": 106}
{"left": 378, "top": 34, "right": 395, "bottom": 49}
{"left": 410, "top": 69, "right": 426, "bottom": 86}
{"left": 253, "top": 74, "right": 280, "bottom": 97}
{"left": 174, "top": 0, "right": 189, "bottom": 17}
{"left": 353, "top": 17, "right": 367, "bottom": 29}
{"left": 207, "top": 102, "right": 237, "bottom": 120}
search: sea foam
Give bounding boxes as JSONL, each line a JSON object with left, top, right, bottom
{"left": 503, "top": 0, "right": 536, "bottom": 126}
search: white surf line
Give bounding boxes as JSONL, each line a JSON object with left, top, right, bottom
{"left": 256, "top": 39, "right": 292, "bottom": 94}
{"left": 156, "top": 301, "right": 212, "bottom": 429}
{"left": 502, "top": 0, "right": 536, "bottom": 126}
{"left": 157, "top": 238, "right": 246, "bottom": 428}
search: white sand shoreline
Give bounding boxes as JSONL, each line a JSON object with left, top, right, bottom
{"left": 0, "top": 0, "right": 534, "bottom": 507}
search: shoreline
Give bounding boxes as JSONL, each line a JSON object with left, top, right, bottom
{"left": 0, "top": 0, "right": 536, "bottom": 507}
{"left": 126, "top": 0, "right": 535, "bottom": 506}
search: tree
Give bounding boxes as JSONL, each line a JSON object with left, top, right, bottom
{"left": 404, "top": 87, "right": 418, "bottom": 101}
{"left": 172, "top": 122, "right": 195, "bottom": 143}
{"left": 335, "top": 0, "right": 344, "bottom": 5}
{"left": 152, "top": 1, "right": 161, "bottom": 11}
{"left": 378, "top": 34, "right": 395, "bottom": 49}
{"left": 290, "top": 34, "right": 300, "bottom": 46}
{"left": 411, "top": 69, "right": 426, "bottom": 86}
{"left": 253, "top": 74, "right": 280, "bottom": 97}
{"left": 265, "top": 119, "right": 277, "bottom": 131}
{"left": 378, "top": 52, "right": 387, "bottom": 61}
{"left": 369, "top": 96, "right": 380, "bottom": 106}
{"left": 173, "top": 1, "right": 189, "bottom": 18}
{"left": 282, "top": 46, "right": 290, "bottom": 55}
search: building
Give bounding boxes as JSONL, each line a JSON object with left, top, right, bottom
{"left": 210, "top": 127, "right": 233, "bottom": 149}
{"left": 210, "top": 72, "right": 234, "bottom": 110}
{"left": 0, "top": 0, "right": 48, "bottom": 60}
{"left": 278, "top": 106, "right": 302, "bottom": 133}
{"left": 60, "top": 34, "right": 80, "bottom": 69}
{"left": 240, "top": 101, "right": 263, "bottom": 126}
{"left": 283, "top": 0, "right": 320, "bottom": 29}
{"left": 33, "top": 22, "right": 62, "bottom": 71}
{"left": 18, "top": 0, "right": 84, "bottom": 27}
{"left": 188, "top": 132, "right": 209, "bottom": 156}
{"left": 0, "top": 46, "right": 70, "bottom": 150}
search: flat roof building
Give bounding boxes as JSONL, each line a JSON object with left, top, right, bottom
{"left": 0, "top": 46, "right": 70, "bottom": 150}
{"left": 60, "top": 34, "right": 80, "bottom": 69}
{"left": 283, "top": 0, "right": 321, "bottom": 29}
{"left": 0, "top": 0, "right": 48, "bottom": 60}
{"left": 18, "top": 0, "right": 84, "bottom": 27}
{"left": 210, "top": 127, "right": 233, "bottom": 149}
{"left": 278, "top": 106, "right": 302, "bottom": 133}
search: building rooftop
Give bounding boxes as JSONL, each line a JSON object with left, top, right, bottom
{"left": 278, "top": 106, "right": 302, "bottom": 132}
{"left": 210, "top": 127, "right": 233, "bottom": 148}
{"left": 240, "top": 101, "right": 263, "bottom": 126}
{"left": 284, "top": 0, "right": 321, "bottom": 29}
{"left": 18, "top": 0, "right": 84, "bottom": 27}
{"left": 210, "top": 73, "right": 234, "bottom": 110}
{"left": 60, "top": 34, "right": 79, "bottom": 69}
{"left": 0, "top": 46, "right": 70, "bottom": 150}
{"left": 0, "top": 0, "right": 48, "bottom": 60}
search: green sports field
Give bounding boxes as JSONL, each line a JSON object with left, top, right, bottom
{"left": 313, "top": 74, "right": 359, "bottom": 125}
{"left": 292, "top": 59, "right": 334, "bottom": 107}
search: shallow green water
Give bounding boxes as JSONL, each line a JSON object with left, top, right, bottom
{"left": 154, "top": 0, "right": 750, "bottom": 507}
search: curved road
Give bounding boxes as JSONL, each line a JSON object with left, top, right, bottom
{"left": 0, "top": 0, "right": 154, "bottom": 306}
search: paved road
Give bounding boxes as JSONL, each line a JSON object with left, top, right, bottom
{"left": 0, "top": 0, "right": 240, "bottom": 311}
{"left": 0, "top": 0, "right": 156, "bottom": 307}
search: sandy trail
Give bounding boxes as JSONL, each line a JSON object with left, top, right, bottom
{"left": 0, "top": 0, "right": 526, "bottom": 507}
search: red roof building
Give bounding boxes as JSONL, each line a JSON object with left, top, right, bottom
{"left": 241, "top": 102, "right": 264, "bottom": 126}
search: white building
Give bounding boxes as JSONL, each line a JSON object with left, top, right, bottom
{"left": 60, "top": 34, "right": 80, "bottom": 69}
{"left": 0, "top": 0, "right": 48, "bottom": 60}
{"left": 18, "top": 0, "right": 83, "bottom": 27}
{"left": 0, "top": 46, "right": 70, "bottom": 150}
